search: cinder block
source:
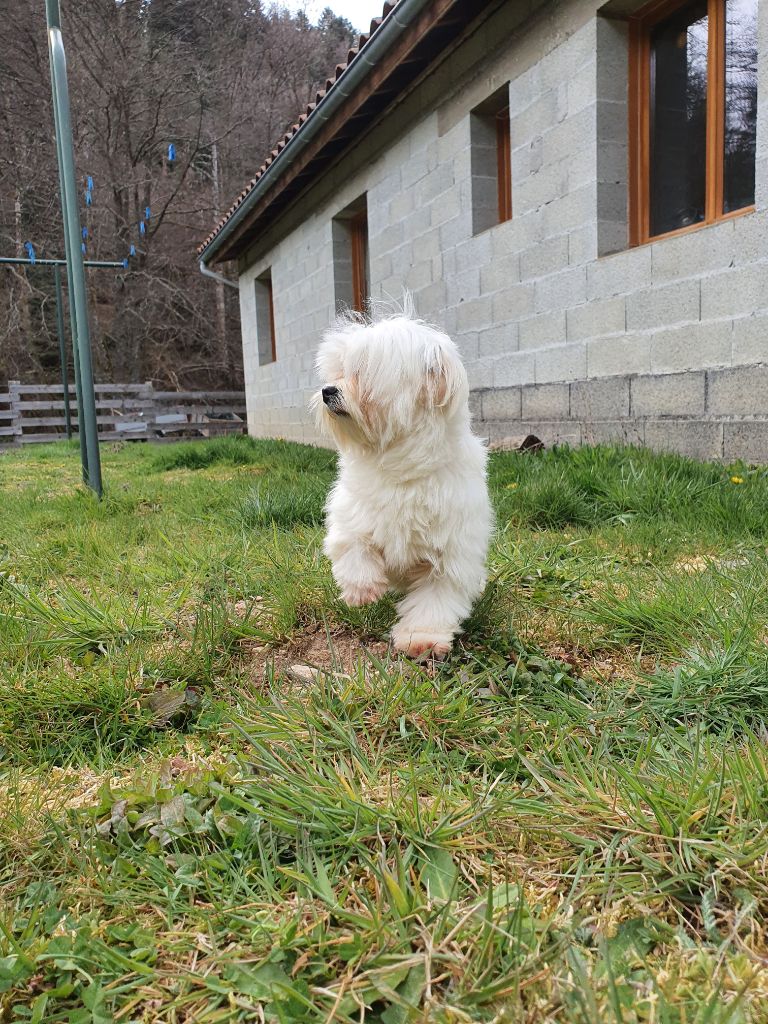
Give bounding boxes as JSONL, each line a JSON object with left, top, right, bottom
{"left": 415, "top": 162, "right": 454, "bottom": 205}
{"left": 723, "top": 422, "right": 768, "bottom": 463}
{"left": 519, "top": 310, "right": 567, "bottom": 350}
{"left": 492, "top": 350, "right": 535, "bottom": 387}
{"left": 454, "top": 232, "right": 492, "bottom": 274}
{"left": 542, "top": 184, "right": 595, "bottom": 236}
{"left": 566, "top": 296, "right": 626, "bottom": 341}
{"left": 478, "top": 323, "right": 518, "bottom": 357}
{"left": 626, "top": 280, "right": 700, "bottom": 331}
{"left": 480, "top": 253, "right": 521, "bottom": 293}
{"left": 411, "top": 229, "right": 441, "bottom": 263}
{"left": 588, "top": 246, "right": 652, "bottom": 300}
{"left": 581, "top": 420, "right": 645, "bottom": 447}
{"left": 466, "top": 357, "right": 495, "bottom": 389}
{"left": 481, "top": 386, "right": 523, "bottom": 420}
{"left": 571, "top": 376, "right": 630, "bottom": 420}
{"left": 587, "top": 334, "right": 652, "bottom": 377}
{"left": 521, "top": 382, "right": 570, "bottom": 419}
{"left": 571, "top": 222, "right": 600, "bottom": 264}
{"left": 542, "top": 106, "right": 593, "bottom": 167}
{"left": 650, "top": 322, "right": 732, "bottom": 373}
{"left": 457, "top": 296, "right": 494, "bottom": 332}
{"left": 730, "top": 209, "right": 768, "bottom": 266}
{"left": 732, "top": 315, "right": 768, "bottom": 364}
{"left": 534, "top": 266, "right": 587, "bottom": 313}
{"left": 455, "top": 332, "right": 479, "bottom": 362}
{"left": 631, "top": 371, "right": 706, "bottom": 418}
{"left": 707, "top": 365, "right": 768, "bottom": 415}
{"left": 535, "top": 342, "right": 587, "bottom": 383}
{"left": 514, "top": 160, "right": 569, "bottom": 216}
{"left": 431, "top": 188, "right": 462, "bottom": 227}
{"left": 468, "top": 390, "right": 484, "bottom": 420}
{"left": 492, "top": 284, "right": 535, "bottom": 323}
{"left": 520, "top": 234, "right": 569, "bottom": 280}
{"left": 651, "top": 219, "right": 735, "bottom": 283}
{"left": 701, "top": 264, "right": 768, "bottom": 320}
{"left": 510, "top": 90, "right": 561, "bottom": 147}
{"left": 567, "top": 61, "right": 595, "bottom": 115}
{"left": 446, "top": 267, "right": 482, "bottom": 305}
{"left": 644, "top": 420, "right": 724, "bottom": 461}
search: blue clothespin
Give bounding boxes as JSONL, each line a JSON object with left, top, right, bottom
{"left": 86, "top": 175, "right": 94, "bottom": 191}
{"left": 129, "top": 244, "right": 136, "bottom": 257}
{"left": 82, "top": 226, "right": 88, "bottom": 240}
{"left": 81, "top": 242, "right": 87, "bottom": 255}
{"left": 168, "top": 143, "right": 176, "bottom": 163}
{"left": 85, "top": 190, "right": 92, "bottom": 207}
{"left": 139, "top": 220, "right": 146, "bottom": 236}
{"left": 145, "top": 206, "right": 151, "bottom": 221}
{"left": 24, "top": 241, "right": 35, "bottom": 265}
{"left": 122, "top": 258, "right": 129, "bottom": 269}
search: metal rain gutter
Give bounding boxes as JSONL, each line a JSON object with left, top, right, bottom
{"left": 198, "top": 0, "right": 433, "bottom": 267}
{"left": 198, "top": 260, "right": 239, "bottom": 289}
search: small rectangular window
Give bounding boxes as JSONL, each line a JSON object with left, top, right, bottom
{"left": 333, "top": 196, "right": 369, "bottom": 314}
{"left": 254, "top": 269, "right": 276, "bottom": 364}
{"left": 471, "top": 86, "right": 512, "bottom": 234}
{"left": 629, "top": 0, "right": 756, "bottom": 244}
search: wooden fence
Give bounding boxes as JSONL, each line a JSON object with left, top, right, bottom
{"left": 0, "top": 382, "right": 247, "bottom": 447}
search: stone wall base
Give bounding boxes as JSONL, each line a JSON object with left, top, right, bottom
{"left": 471, "top": 366, "right": 768, "bottom": 463}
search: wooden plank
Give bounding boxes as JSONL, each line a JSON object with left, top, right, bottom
{"left": 12, "top": 383, "right": 151, "bottom": 395}
{"left": 19, "top": 430, "right": 149, "bottom": 444}
{"left": 19, "top": 415, "right": 152, "bottom": 428}
{"left": 152, "top": 390, "right": 245, "bottom": 401}
{"left": 149, "top": 404, "right": 245, "bottom": 416}
{"left": 16, "top": 399, "right": 155, "bottom": 412}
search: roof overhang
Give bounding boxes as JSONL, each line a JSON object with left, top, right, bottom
{"left": 199, "top": 0, "right": 496, "bottom": 266}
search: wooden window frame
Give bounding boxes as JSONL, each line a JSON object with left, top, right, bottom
{"left": 266, "top": 277, "right": 276, "bottom": 363}
{"left": 629, "top": 0, "right": 755, "bottom": 246}
{"left": 350, "top": 209, "right": 369, "bottom": 314}
{"left": 496, "top": 106, "right": 513, "bottom": 223}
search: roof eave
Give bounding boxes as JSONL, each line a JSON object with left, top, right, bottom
{"left": 199, "top": 0, "right": 435, "bottom": 266}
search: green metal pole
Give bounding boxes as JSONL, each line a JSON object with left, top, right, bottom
{"left": 53, "top": 265, "right": 72, "bottom": 440}
{"left": 48, "top": 73, "right": 87, "bottom": 477}
{"left": 45, "top": 0, "right": 102, "bottom": 497}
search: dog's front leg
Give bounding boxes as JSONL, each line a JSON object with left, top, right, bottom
{"left": 391, "top": 572, "right": 472, "bottom": 658}
{"left": 325, "top": 535, "right": 389, "bottom": 607}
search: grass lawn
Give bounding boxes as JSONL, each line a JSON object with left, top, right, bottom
{"left": 3, "top": 436, "right": 768, "bottom": 1022}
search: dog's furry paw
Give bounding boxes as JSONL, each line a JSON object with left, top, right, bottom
{"left": 391, "top": 629, "right": 453, "bottom": 660}
{"left": 341, "top": 581, "right": 388, "bottom": 607}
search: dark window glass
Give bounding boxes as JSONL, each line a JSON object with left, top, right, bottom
{"left": 649, "top": 1, "right": 709, "bottom": 236}
{"left": 724, "top": 0, "right": 757, "bottom": 212}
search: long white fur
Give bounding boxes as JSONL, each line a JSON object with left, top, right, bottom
{"left": 313, "top": 305, "right": 492, "bottom": 658}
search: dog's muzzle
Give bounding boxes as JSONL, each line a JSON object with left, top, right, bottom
{"left": 322, "top": 385, "right": 346, "bottom": 415}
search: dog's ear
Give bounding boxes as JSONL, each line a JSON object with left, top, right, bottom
{"left": 423, "top": 349, "right": 462, "bottom": 409}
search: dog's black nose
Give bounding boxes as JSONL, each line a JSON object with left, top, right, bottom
{"left": 322, "top": 386, "right": 339, "bottom": 402}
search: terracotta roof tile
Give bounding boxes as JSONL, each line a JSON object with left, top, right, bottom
{"left": 198, "top": 0, "right": 401, "bottom": 258}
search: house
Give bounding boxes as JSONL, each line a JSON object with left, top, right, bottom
{"left": 199, "top": 0, "right": 766, "bottom": 461}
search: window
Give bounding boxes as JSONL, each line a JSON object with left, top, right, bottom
{"left": 254, "top": 269, "right": 276, "bottom": 364}
{"left": 629, "top": 0, "right": 757, "bottom": 244}
{"left": 332, "top": 197, "right": 369, "bottom": 314}
{"left": 470, "top": 86, "right": 512, "bottom": 234}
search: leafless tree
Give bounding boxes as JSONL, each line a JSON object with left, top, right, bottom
{"left": 0, "top": 0, "right": 355, "bottom": 388}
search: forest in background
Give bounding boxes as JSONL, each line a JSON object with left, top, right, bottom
{"left": 0, "top": 0, "right": 356, "bottom": 389}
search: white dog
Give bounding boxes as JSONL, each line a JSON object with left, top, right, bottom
{"left": 313, "top": 307, "right": 492, "bottom": 658}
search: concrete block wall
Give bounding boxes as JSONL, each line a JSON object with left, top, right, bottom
{"left": 237, "top": 0, "right": 768, "bottom": 460}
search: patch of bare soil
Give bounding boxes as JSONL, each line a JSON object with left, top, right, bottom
{"left": 246, "top": 625, "right": 390, "bottom": 686}
{"left": 541, "top": 641, "right": 657, "bottom": 685}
